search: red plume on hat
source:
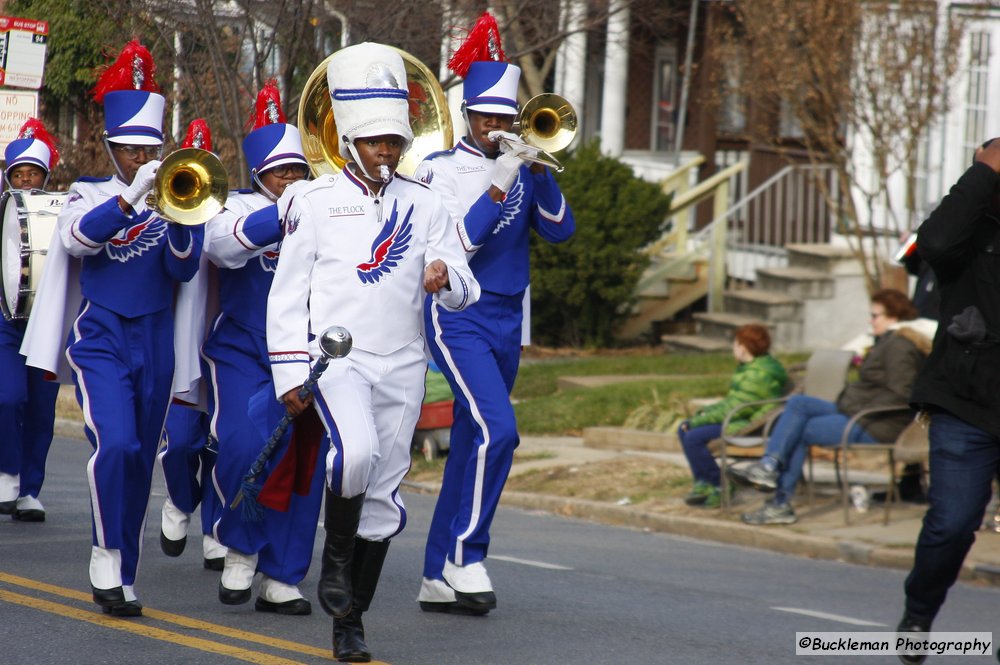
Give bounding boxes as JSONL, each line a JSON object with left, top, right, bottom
{"left": 448, "top": 11, "right": 507, "bottom": 78}
{"left": 249, "top": 79, "right": 286, "bottom": 131}
{"left": 92, "top": 39, "right": 160, "bottom": 103}
{"left": 182, "top": 118, "right": 212, "bottom": 151}
{"left": 16, "top": 117, "right": 59, "bottom": 169}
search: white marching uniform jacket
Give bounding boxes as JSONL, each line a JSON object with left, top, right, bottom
{"left": 267, "top": 168, "right": 480, "bottom": 399}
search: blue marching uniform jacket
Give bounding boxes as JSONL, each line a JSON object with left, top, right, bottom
{"left": 414, "top": 139, "right": 574, "bottom": 577}
{"left": 202, "top": 190, "right": 326, "bottom": 585}
{"left": 60, "top": 175, "right": 203, "bottom": 589}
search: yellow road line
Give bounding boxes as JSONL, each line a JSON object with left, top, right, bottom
{"left": 0, "top": 589, "right": 310, "bottom": 665}
{"left": 0, "top": 572, "right": 392, "bottom": 665}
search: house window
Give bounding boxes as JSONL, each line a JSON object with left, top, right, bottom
{"left": 652, "top": 45, "right": 677, "bottom": 151}
{"left": 778, "top": 98, "right": 804, "bottom": 139}
{"left": 717, "top": 58, "right": 746, "bottom": 134}
{"left": 963, "top": 31, "right": 990, "bottom": 162}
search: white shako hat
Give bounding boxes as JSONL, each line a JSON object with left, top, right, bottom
{"left": 327, "top": 42, "right": 414, "bottom": 162}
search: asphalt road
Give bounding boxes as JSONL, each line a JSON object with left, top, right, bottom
{"left": 1, "top": 435, "right": 999, "bottom": 665}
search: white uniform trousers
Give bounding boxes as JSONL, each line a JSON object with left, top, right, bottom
{"left": 312, "top": 337, "right": 425, "bottom": 541}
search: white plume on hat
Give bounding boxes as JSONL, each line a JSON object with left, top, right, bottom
{"left": 327, "top": 42, "right": 414, "bottom": 160}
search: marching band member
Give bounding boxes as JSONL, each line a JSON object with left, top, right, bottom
{"left": 414, "top": 13, "right": 575, "bottom": 615}
{"left": 0, "top": 118, "right": 61, "bottom": 522}
{"left": 203, "top": 83, "right": 315, "bottom": 614}
{"left": 58, "top": 40, "right": 203, "bottom": 617}
{"left": 157, "top": 119, "right": 227, "bottom": 571}
{"left": 4, "top": 119, "right": 56, "bottom": 191}
{"left": 267, "top": 42, "right": 478, "bottom": 662}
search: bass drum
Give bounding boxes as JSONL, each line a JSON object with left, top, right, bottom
{"left": 0, "top": 190, "right": 66, "bottom": 320}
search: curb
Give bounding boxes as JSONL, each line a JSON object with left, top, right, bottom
{"left": 401, "top": 481, "right": 994, "bottom": 587}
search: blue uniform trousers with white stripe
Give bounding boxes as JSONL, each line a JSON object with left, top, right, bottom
{"left": 159, "top": 404, "right": 220, "bottom": 535}
{"left": 0, "top": 317, "right": 59, "bottom": 498}
{"left": 67, "top": 302, "right": 174, "bottom": 587}
{"left": 204, "top": 316, "right": 325, "bottom": 585}
{"left": 423, "top": 291, "right": 522, "bottom": 578}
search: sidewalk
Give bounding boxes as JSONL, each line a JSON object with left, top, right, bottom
{"left": 405, "top": 435, "right": 1000, "bottom": 587}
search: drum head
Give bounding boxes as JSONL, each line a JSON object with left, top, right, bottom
{"left": 1, "top": 191, "right": 25, "bottom": 319}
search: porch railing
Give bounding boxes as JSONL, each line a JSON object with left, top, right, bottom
{"left": 692, "top": 163, "right": 841, "bottom": 310}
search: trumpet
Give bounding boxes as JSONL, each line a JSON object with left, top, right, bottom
{"left": 496, "top": 93, "right": 578, "bottom": 172}
{"left": 145, "top": 147, "right": 228, "bottom": 225}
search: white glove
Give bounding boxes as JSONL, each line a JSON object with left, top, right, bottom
{"left": 276, "top": 179, "right": 308, "bottom": 221}
{"left": 121, "top": 160, "right": 161, "bottom": 208}
{"left": 490, "top": 152, "right": 525, "bottom": 192}
{"left": 489, "top": 130, "right": 534, "bottom": 159}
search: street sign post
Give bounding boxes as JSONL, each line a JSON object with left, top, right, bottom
{"left": 0, "top": 17, "right": 48, "bottom": 89}
{"left": 0, "top": 89, "right": 38, "bottom": 154}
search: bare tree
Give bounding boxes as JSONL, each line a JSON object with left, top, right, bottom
{"left": 709, "top": 0, "right": 968, "bottom": 291}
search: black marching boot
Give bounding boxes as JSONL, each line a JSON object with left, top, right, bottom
{"left": 332, "top": 538, "right": 390, "bottom": 663}
{"left": 317, "top": 490, "right": 365, "bottom": 618}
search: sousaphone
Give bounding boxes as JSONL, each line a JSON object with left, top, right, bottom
{"left": 298, "top": 47, "right": 454, "bottom": 177}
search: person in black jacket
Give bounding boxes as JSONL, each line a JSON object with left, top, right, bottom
{"left": 897, "top": 138, "right": 1000, "bottom": 663}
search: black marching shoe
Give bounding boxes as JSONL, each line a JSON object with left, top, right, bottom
{"left": 92, "top": 585, "right": 125, "bottom": 608}
{"left": 0, "top": 500, "right": 15, "bottom": 515}
{"left": 317, "top": 491, "right": 364, "bottom": 618}
{"left": 896, "top": 611, "right": 932, "bottom": 664}
{"left": 333, "top": 608, "right": 371, "bottom": 663}
{"left": 218, "top": 580, "right": 252, "bottom": 605}
{"left": 159, "top": 529, "right": 186, "bottom": 557}
{"left": 12, "top": 496, "right": 45, "bottom": 522}
{"left": 102, "top": 600, "right": 143, "bottom": 617}
{"left": 255, "top": 596, "right": 312, "bottom": 616}
{"left": 203, "top": 556, "right": 225, "bottom": 571}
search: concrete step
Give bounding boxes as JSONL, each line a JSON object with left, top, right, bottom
{"left": 787, "top": 243, "right": 863, "bottom": 276}
{"left": 660, "top": 334, "right": 732, "bottom": 353}
{"left": 693, "top": 311, "right": 802, "bottom": 351}
{"left": 722, "top": 288, "right": 802, "bottom": 321}
{"left": 756, "top": 266, "right": 835, "bottom": 300}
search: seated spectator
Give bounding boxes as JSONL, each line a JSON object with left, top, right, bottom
{"left": 679, "top": 324, "right": 787, "bottom": 509}
{"left": 728, "top": 289, "right": 933, "bottom": 525}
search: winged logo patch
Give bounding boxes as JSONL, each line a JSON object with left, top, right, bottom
{"left": 260, "top": 248, "right": 280, "bottom": 272}
{"left": 356, "top": 200, "right": 413, "bottom": 285}
{"left": 106, "top": 217, "right": 167, "bottom": 262}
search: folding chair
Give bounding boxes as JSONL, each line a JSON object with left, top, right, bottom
{"left": 836, "top": 407, "right": 928, "bottom": 525}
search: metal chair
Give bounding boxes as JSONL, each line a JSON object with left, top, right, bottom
{"left": 836, "top": 407, "right": 929, "bottom": 525}
{"left": 718, "top": 348, "right": 854, "bottom": 510}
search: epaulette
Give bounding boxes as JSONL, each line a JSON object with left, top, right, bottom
{"left": 77, "top": 175, "right": 113, "bottom": 183}
{"left": 423, "top": 146, "right": 458, "bottom": 162}
{"left": 395, "top": 172, "right": 429, "bottom": 189}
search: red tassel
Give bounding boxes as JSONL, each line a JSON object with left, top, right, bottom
{"left": 93, "top": 39, "right": 159, "bottom": 103}
{"left": 447, "top": 11, "right": 506, "bottom": 78}
{"left": 16, "top": 117, "right": 59, "bottom": 169}
{"left": 249, "top": 79, "right": 285, "bottom": 131}
{"left": 181, "top": 118, "right": 212, "bottom": 151}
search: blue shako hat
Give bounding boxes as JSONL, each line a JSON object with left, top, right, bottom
{"left": 242, "top": 80, "right": 307, "bottom": 175}
{"left": 93, "top": 40, "right": 165, "bottom": 146}
{"left": 463, "top": 61, "right": 520, "bottom": 115}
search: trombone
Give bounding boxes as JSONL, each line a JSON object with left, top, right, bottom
{"left": 495, "top": 93, "right": 577, "bottom": 172}
{"left": 146, "top": 147, "right": 228, "bottom": 225}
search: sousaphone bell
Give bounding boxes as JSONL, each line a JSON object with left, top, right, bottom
{"left": 298, "top": 47, "right": 453, "bottom": 177}
{"left": 146, "top": 147, "right": 228, "bottom": 225}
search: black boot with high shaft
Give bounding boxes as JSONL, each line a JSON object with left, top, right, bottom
{"left": 332, "top": 538, "right": 390, "bottom": 663}
{"left": 317, "top": 490, "right": 365, "bottom": 619}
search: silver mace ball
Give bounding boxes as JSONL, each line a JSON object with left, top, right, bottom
{"left": 319, "top": 325, "right": 353, "bottom": 359}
